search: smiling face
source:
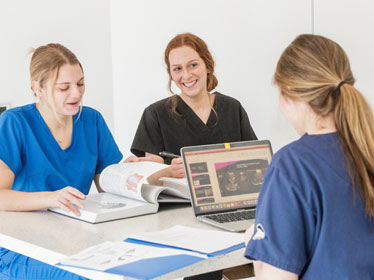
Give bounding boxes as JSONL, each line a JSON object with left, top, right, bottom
{"left": 168, "top": 46, "right": 208, "bottom": 98}
{"left": 42, "top": 63, "right": 85, "bottom": 117}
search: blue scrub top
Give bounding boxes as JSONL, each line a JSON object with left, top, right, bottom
{"left": 0, "top": 103, "right": 123, "bottom": 194}
{"left": 245, "top": 133, "right": 374, "bottom": 279}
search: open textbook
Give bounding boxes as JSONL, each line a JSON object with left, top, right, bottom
{"left": 49, "top": 162, "right": 190, "bottom": 223}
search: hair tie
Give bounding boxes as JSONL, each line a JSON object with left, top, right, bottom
{"left": 337, "top": 81, "right": 345, "bottom": 90}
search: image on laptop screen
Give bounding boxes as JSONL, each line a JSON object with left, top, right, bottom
{"left": 181, "top": 140, "right": 272, "bottom": 216}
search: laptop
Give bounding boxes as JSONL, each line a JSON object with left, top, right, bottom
{"left": 181, "top": 140, "right": 273, "bottom": 232}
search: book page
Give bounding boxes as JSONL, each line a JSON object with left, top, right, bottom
{"left": 141, "top": 184, "right": 167, "bottom": 204}
{"left": 99, "top": 162, "right": 168, "bottom": 202}
{"left": 159, "top": 187, "right": 190, "bottom": 200}
{"left": 48, "top": 193, "right": 157, "bottom": 223}
{"left": 158, "top": 177, "right": 189, "bottom": 198}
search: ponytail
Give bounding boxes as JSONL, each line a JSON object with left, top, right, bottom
{"left": 275, "top": 34, "right": 374, "bottom": 221}
{"left": 334, "top": 84, "right": 374, "bottom": 219}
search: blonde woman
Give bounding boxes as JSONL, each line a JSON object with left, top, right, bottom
{"left": 245, "top": 34, "right": 374, "bottom": 279}
{"left": 0, "top": 44, "right": 123, "bottom": 279}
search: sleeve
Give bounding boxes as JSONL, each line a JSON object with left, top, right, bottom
{"left": 244, "top": 165, "right": 316, "bottom": 275}
{"left": 0, "top": 111, "right": 23, "bottom": 175}
{"left": 130, "top": 105, "right": 165, "bottom": 157}
{"left": 95, "top": 112, "right": 123, "bottom": 174}
{"left": 239, "top": 104, "right": 257, "bottom": 141}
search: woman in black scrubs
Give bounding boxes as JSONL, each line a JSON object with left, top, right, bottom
{"left": 131, "top": 33, "right": 257, "bottom": 177}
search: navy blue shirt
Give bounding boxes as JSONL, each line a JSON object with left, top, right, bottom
{"left": 245, "top": 133, "right": 374, "bottom": 279}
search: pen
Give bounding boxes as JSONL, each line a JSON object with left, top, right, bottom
{"left": 158, "top": 151, "right": 180, "bottom": 159}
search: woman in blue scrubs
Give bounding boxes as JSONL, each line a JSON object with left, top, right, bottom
{"left": 0, "top": 44, "right": 123, "bottom": 279}
{"left": 245, "top": 34, "right": 374, "bottom": 279}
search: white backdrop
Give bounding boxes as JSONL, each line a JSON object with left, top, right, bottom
{"left": 110, "top": 0, "right": 312, "bottom": 155}
{"left": 1, "top": 0, "right": 373, "bottom": 156}
{"left": 0, "top": 0, "right": 115, "bottom": 129}
{"left": 314, "top": 0, "right": 374, "bottom": 108}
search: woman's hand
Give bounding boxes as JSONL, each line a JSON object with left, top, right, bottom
{"left": 49, "top": 186, "right": 86, "bottom": 216}
{"left": 124, "top": 155, "right": 152, "bottom": 163}
{"left": 170, "top": 157, "right": 185, "bottom": 178}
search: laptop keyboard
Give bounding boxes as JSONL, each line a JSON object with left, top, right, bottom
{"left": 206, "top": 209, "right": 256, "bottom": 223}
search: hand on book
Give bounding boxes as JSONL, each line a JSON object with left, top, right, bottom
{"left": 124, "top": 155, "right": 152, "bottom": 163}
{"left": 49, "top": 186, "right": 86, "bottom": 217}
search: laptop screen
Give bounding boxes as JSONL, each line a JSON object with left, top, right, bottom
{"left": 181, "top": 140, "right": 272, "bottom": 216}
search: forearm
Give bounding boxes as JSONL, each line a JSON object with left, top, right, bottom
{"left": 145, "top": 152, "right": 164, "bottom": 164}
{"left": 147, "top": 167, "right": 171, "bottom": 185}
{"left": 254, "top": 261, "right": 298, "bottom": 280}
{"left": 94, "top": 174, "right": 104, "bottom": 193}
{"left": 0, "top": 189, "right": 53, "bottom": 211}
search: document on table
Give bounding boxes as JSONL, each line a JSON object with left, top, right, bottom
{"left": 58, "top": 241, "right": 206, "bottom": 271}
{"left": 57, "top": 226, "right": 245, "bottom": 279}
{"left": 126, "top": 225, "right": 245, "bottom": 255}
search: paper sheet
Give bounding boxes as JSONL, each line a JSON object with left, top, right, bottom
{"left": 100, "top": 162, "right": 168, "bottom": 201}
{"left": 58, "top": 241, "right": 206, "bottom": 271}
{"left": 127, "top": 225, "right": 245, "bottom": 254}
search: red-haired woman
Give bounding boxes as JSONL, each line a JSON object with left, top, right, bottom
{"left": 131, "top": 33, "right": 257, "bottom": 178}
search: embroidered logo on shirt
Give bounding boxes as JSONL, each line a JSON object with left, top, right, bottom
{"left": 253, "top": 224, "right": 266, "bottom": 240}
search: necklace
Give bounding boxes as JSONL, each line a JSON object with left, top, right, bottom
{"left": 35, "top": 103, "right": 73, "bottom": 148}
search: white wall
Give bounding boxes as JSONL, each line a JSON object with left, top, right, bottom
{"left": 0, "top": 0, "right": 115, "bottom": 129}
{"left": 314, "top": 0, "right": 374, "bottom": 108}
{"left": 110, "top": 0, "right": 312, "bottom": 154}
{"left": 2, "top": 1, "right": 373, "bottom": 156}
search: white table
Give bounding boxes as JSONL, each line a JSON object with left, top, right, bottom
{"left": 0, "top": 204, "right": 252, "bottom": 279}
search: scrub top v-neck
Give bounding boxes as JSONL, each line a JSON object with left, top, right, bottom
{"left": 131, "top": 92, "right": 257, "bottom": 164}
{"left": 176, "top": 94, "right": 217, "bottom": 131}
{"left": 0, "top": 103, "right": 123, "bottom": 194}
{"left": 35, "top": 105, "right": 76, "bottom": 152}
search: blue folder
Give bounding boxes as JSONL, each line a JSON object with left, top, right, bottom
{"left": 101, "top": 238, "right": 244, "bottom": 279}
{"left": 57, "top": 237, "right": 244, "bottom": 279}
{"left": 105, "top": 254, "right": 204, "bottom": 280}
{"left": 124, "top": 238, "right": 245, "bottom": 257}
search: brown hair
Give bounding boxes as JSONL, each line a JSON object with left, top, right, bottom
{"left": 29, "top": 43, "right": 83, "bottom": 121}
{"left": 274, "top": 34, "right": 374, "bottom": 220}
{"left": 30, "top": 43, "right": 83, "bottom": 95}
{"left": 164, "top": 33, "right": 218, "bottom": 116}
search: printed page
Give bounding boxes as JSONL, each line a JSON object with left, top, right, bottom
{"left": 128, "top": 225, "right": 244, "bottom": 254}
{"left": 58, "top": 241, "right": 206, "bottom": 271}
{"left": 99, "top": 162, "right": 168, "bottom": 202}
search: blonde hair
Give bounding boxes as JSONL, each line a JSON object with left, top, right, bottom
{"left": 29, "top": 43, "right": 83, "bottom": 120}
{"left": 164, "top": 33, "right": 218, "bottom": 118}
{"left": 274, "top": 34, "right": 374, "bottom": 220}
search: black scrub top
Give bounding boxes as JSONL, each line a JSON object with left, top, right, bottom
{"left": 131, "top": 92, "right": 257, "bottom": 164}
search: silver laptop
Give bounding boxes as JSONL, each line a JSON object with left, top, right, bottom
{"left": 181, "top": 140, "right": 273, "bottom": 232}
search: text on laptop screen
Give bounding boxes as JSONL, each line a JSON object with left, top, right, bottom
{"left": 183, "top": 141, "right": 272, "bottom": 215}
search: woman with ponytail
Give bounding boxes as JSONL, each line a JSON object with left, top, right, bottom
{"left": 131, "top": 33, "right": 257, "bottom": 178}
{"left": 244, "top": 34, "right": 374, "bottom": 279}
